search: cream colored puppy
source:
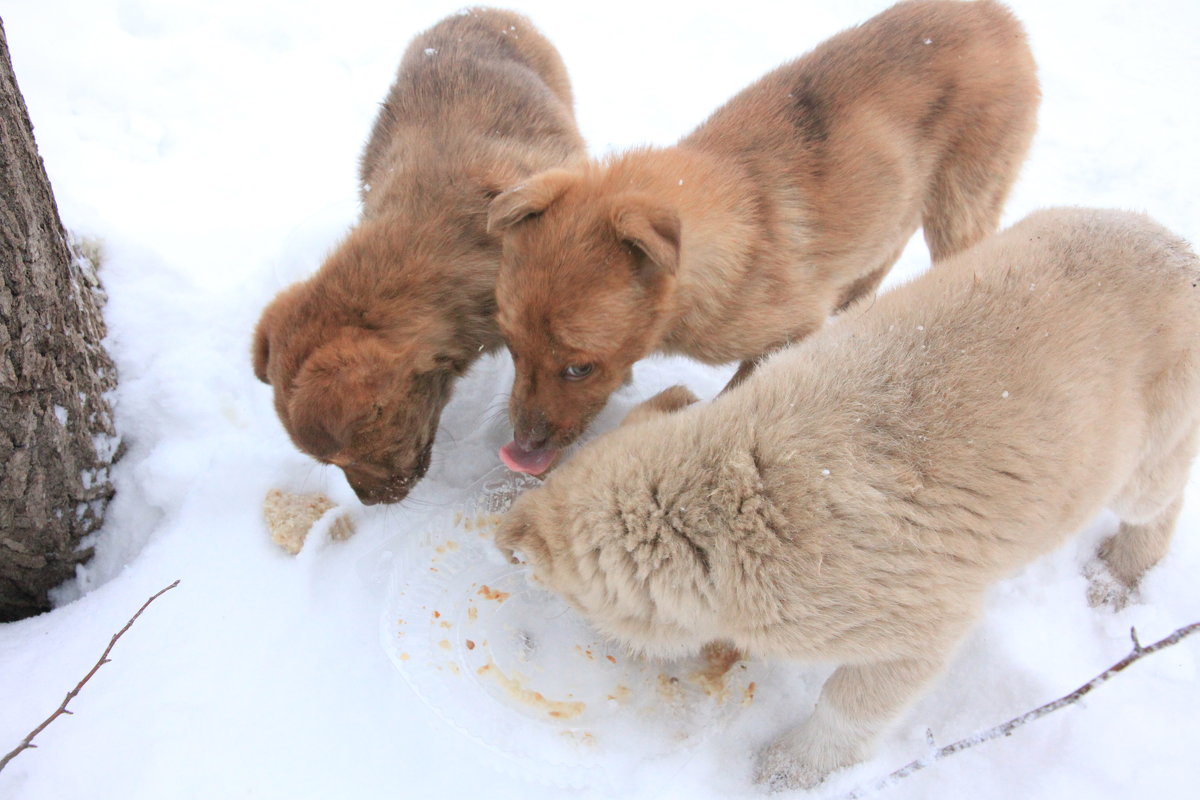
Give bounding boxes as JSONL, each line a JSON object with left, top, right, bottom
{"left": 495, "top": 208, "right": 1200, "bottom": 790}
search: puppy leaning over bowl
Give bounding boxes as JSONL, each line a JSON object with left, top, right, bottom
{"left": 252, "top": 8, "right": 585, "bottom": 504}
{"left": 494, "top": 208, "right": 1200, "bottom": 790}
{"left": 490, "top": 0, "right": 1039, "bottom": 475}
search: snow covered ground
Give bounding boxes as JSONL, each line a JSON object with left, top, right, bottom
{"left": 1, "top": 1, "right": 1198, "bottom": 798}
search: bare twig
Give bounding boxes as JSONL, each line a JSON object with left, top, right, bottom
{"left": 0, "top": 579, "right": 181, "bottom": 773}
{"left": 839, "top": 621, "right": 1200, "bottom": 799}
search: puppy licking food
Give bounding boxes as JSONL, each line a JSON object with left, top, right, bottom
{"left": 490, "top": 0, "right": 1039, "bottom": 474}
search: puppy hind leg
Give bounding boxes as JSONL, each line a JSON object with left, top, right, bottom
{"left": 921, "top": 166, "right": 1002, "bottom": 263}
{"left": 922, "top": 109, "right": 1035, "bottom": 263}
{"left": 1090, "top": 426, "right": 1198, "bottom": 608}
{"left": 754, "top": 654, "right": 947, "bottom": 792}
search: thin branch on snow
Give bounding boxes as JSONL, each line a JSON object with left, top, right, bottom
{"left": 838, "top": 621, "right": 1200, "bottom": 799}
{"left": 0, "top": 579, "right": 181, "bottom": 774}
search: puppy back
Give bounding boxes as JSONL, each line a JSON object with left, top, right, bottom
{"left": 360, "top": 9, "right": 583, "bottom": 191}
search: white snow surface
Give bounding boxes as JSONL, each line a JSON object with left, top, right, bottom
{"left": 1, "top": 1, "right": 1198, "bottom": 798}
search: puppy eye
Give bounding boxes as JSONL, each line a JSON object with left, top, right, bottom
{"left": 562, "top": 363, "right": 595, "bottom": 381}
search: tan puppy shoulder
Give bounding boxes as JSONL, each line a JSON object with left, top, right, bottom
{"left": 489, "top": 0, "right": 1039, "bottom": 470}
{"left": 496, "top": 208, "right": 1200, "bottom": 789}
{"left": 252, "top": 9, "right": 584, "bottom": 504}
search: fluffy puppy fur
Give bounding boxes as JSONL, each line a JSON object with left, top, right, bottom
{"left": 252, "top": 8, "right": 584, "bottom": 504}
{"left": 488, "top": 0, "right": 1039, "bottom": 474}
{"left": 495, "top": 208, "right": 1200, "bottom": 789}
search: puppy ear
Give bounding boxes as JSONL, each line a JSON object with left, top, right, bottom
{"left": 610, "top": 194, "right": 681, "bottom": 277}
{"left": 487, "top": 168, "right": 578, "bottom": 233}
{"left": 252, "top": 285, "right": 305, "bottom": 384}
{"left": 286, "top": 332, "right": 399, "bottom": 455}
{"left": 252, "top": 314, "right": 273, "bottom": 384}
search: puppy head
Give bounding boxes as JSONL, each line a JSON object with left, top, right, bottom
{"left": 489, "top": 168, "right": 682, "bottom": 471}
{"left": 252, "top": 252, "right": 469, "bottom": 505}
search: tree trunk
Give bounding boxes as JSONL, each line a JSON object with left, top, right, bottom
{"left": 1, "top": 18, "right": 120, "bottom": 622}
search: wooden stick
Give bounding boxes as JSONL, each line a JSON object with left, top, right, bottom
{"left": 0, "top": 579, "right": 181, "bottom": 773}
{"left": 839, "top": 621, "right": 1200, "bottom": 798}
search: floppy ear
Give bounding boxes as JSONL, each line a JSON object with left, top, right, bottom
{"left": 285, "top": 332, "right": 400, "bottom": 454}
{"left": 610, "top": 194, "right": 682, "bottom": 277}
{"left": 487, "top": 168, "right": 578, "bottom": 233}
{"left": 252, "top": 314, "right": 273, "bottom": 384}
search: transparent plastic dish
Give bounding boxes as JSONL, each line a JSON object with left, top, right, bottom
{"left": 380, "top": 472, "right": 767, "bottom": 786}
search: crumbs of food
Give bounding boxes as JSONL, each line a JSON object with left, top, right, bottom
{"left": 466, "top": 640, "right": 476, "bottom": 650}
{"left": 606, "top": 685, "right": 632, "bottom": 704}
{"left": 462, "top": 513, "right": 503, "bottom": 534}
{"left": 438, "top": 639, "right": 452, "bottom": 650}
{"left": 467, "top": 606, "right": 478, "bottom": 621}
{"left": 743, "top": 681, "right": 758, "bottom": 705}
{"left": 560, "top": 730, "right": 596, "bottom": 747}
{"left": 477, "top": 585, "right": 510, "bottom": 602}
{"left": 690, "top": 641, "right": 743, "bottom": 699}
{"left": 476, "top": 661, "right": 586, "bottom": 720}
{"left": 701, "top": 641, "right": 742, "bottom": 674}
{"left": 263, "top": 489, "right": 354, "bottom": 555}
{"left": 606, "top": 655, "right": 617, "bottom": 664}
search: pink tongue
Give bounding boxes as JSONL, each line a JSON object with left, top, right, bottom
{"left": 499, "top": 440, "right": 559, "bottom": 475}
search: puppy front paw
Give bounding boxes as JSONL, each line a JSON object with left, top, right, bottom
{"left": 495, "top": 503, "right": 555, "bottom": 575}
{"left": 494, "top": 525, "right": 525, "bottom": 565}
{"left": 648, "top": 384, "right": 700, "bottom": 413}
{"left": 619, "top": 385, "right": 701, "bottom": 429}
{"left": 1084, "top": 556, "right": 1138, "bottom": 611}
{"left": 753, "top": 711, "right": 870, "bottom": 793}
{"left": 753, "top": 737, "right": 828, "bottom": 793}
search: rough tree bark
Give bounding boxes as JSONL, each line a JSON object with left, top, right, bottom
{"left": 1, "top": 17, "right": 120, "bottom": 622}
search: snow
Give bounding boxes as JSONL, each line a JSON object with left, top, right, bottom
{"left": 1, "top": 1, "right": 1198, "bottom": 798}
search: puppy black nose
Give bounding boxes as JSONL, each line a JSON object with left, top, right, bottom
{"left": 516, "top": 411, "right": 552, "bottom": 451}
{"left": 516, "top": 434, "right": 549, "bottom": 452}
{"left": 356, "top": 491, "right": 383, "bottom": 507}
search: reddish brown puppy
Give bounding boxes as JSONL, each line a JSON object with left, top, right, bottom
{"left": 490, "top": 0, "right": 1038, "bottom": 474}
{"left": 253, "top": 8, "right": 584, "bottom": 503}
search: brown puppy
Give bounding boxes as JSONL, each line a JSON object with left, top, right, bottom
{"left": 490, "top": 0, "right": 1038, "bottom": 474}
{"left": 494, "top": 208, "right": 1200, "bottom": 789}
{"left": 252, "top": 8, "right": 585, "bottom": 504}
